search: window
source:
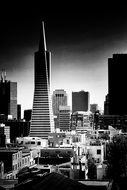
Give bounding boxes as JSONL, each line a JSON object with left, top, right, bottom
{"left": 37, "top": 141, "right": 41, "bottom": 145}
{"left": 97, "top": 149, "right": 101, "bottom": 154}
{"left": 31, "top": 141, "right": 35, "bottom": 144}
{"left": 25, "top": 158, "right": 27, "bottom": 163}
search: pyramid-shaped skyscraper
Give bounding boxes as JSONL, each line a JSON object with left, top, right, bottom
{"left": 30, "top": 22, "right": 54, "bottom": 139}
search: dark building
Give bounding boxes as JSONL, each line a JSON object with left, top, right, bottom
{"left": 4, "top": 121, "right": 30, "bottom": 143}
{"left": 72, "top": 91, "right": 90, "bottom": 113}
{"left": 0, "top": 126, "right": 5, "bottom": 147}
{"left": 96, "top": 114, "right": 127, "bottom": 131}
{"left": 13, "top": 172, "right": 87, "bottom": 190}
{"left": 108, "top": 54, "right": 127, "bottom": 115}
{"left": 24, "top": 109, "right": 32, "bottom": 122}
{"left": 0, "top": 71, "right": 17, "bottom": 119}
{"left": 0, "top": 134, "right": 6, "bottom": 147}
{"left": 104, "top": 94, "right": 109, "bottom": 115}
{"left": 17, "top": 104, "right": 21, "bottom": 121}
{"left": 30, "top": 22, "right": 54, "bottom": 139}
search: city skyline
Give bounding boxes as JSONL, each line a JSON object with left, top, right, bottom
{"left": 0, "top": 11, "right": 127, "bottom": 116}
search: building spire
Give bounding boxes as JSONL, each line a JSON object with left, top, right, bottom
{"left": 1, "top": 69, "right": 6, "bottom": 82}
{"left": 39, "top": 21, "right": 47, "bottom": 52}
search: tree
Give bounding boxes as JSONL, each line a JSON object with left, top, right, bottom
{"left": 106, "top": 134, "right": 127, "bottom": 180}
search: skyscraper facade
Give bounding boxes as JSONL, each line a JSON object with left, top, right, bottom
{"left": 30, "top": 22, "right": 54, "bottom": 139}
{"left": 24, "top": 109, "right": 32, "bottom": 122}
{"left": 108, "top": 54, "right": 127, "bottom": 115}
{"left": 72, "top": 91, "right": 90, "bottom": 113}
{"left": 17, "top": 104, "right": 21, "bottom": 121}
{"left": 0, "top": 71, "right": 17, "bottom": 119}
{"left": 58, "top": 105, "right": 70, "bottom": 131}
{"left": 52, "top": 89, "right": 67, "bottom": 116}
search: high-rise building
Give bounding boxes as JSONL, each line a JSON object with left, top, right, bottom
{"left": 30, "top": 22, "right": 54, "bottom": 139}
{"left": 0, "top": 123, "right": 10, "bottom": 144}
{"left": 90, "top": 104, "right": 98, "bottom": 114}
{"left": 52, "top": 89, "right": 67, "bottom": 116}
{"left": 58, "top": 105, "right": 70, "bottom": 131}
{"left": 72, "top": 91, "right": 90, "bottom": 113}
{"left": 108, "top": 54, "right": 127, "bottom": 115}
{"left": 24, "top": 109, "right": 32, "bottom": 122}
{"left": 104, "top": 94, "right": 109, "bottom": 115}
{"left": 17, "top": 104, "right": 21, "bottom": 120}
{"left": 0, "top": 71, "right": 17, "bottom": 119}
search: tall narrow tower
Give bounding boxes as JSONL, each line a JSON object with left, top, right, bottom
{"left": 30, "top": 22, "right": 54, "bottom": 139}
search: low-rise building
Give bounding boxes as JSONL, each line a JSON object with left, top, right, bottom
{"left": 0, "top": 147, "right": 23, "bottom": 179}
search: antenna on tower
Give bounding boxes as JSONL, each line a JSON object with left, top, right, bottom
{"left": 4, "top": 70, "right": 7, "bottom": 81}
{"left": 1, "top": 69, "right": 7, "bottom": 82}
{"left": 1, "top": 70, "right": 4, "bottom": 82}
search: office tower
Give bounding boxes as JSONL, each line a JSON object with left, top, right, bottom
{"left": 17, "top": 104, "right": 21, "bottom": 120}
{"left": 30, "top": 22, "right": 54, "bottom": 139}
{"left": 58, "top": 105, "right": 70, "bottom": 131}
{"left": 108, "top": 54, "right": 127, "bottom": 115}
{"left": 90, "top": 104, "right": 98, "bottom": 114}
{"left": 72, "top": 91, "right": 90, "bottom": 113}
{"left": 24, "top": 109, "right": 32, "bottom": 122}
{"left": 104, "top": 94, "right": 109, "bottom": 115}
{"left": 0, "top": 71, "right": 17, "bottom": 119}
{"left": 0, "top": 123, "right": 10, "bottom": 144}
{"left": 52, "top": 89, "right": 67, "bottom": 116}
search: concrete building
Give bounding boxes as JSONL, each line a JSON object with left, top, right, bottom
{"left": 0, "top": 71, "right": 17, "bottom": 119}
{"left": 52, "top": 89, "right": 67, "bottom": 116}
{"left": 3, "top": 120, "right": 30, "bottom": 143}
{"left": 72, "top": 91, "right": 90, "bottom": 114}
{"left": 0, "top": 147, "right": 23, "bottom": 179}
{"left": 24, "top": 109, "right": 32, "bottom": 122}
{"left": 58, "top": 106, "right": 71, "bottom": 132}
{"left": 48, "top": 132, "right": 65, "bottom": 147}
{"left": 108, "top": 54, "right": 127, "bottom": 115}
{"left": 86, "top": 141, "right": 104, "bottom": 163}
{"left": 16, "top": 136, "right": 48, "bottom": 149}
{"left": 90, "top": 104, "right": 98, "bottom": 114}
{"left": 96, "top": 114, "right": 127, "bottom": 131}
{"left": 17, "top": 104, "right": 21, "bottom": 121}
{"left": 30, "top": 22, "right": 54, "bottom": 139}
{"left": 0, "top": 147, "right": 35, "bottom": 180}
{"left": 71, "top": 111, "right": 93, "bottom": 133}
{"left": 0, "top": 123, "right": 10, "bottom": 144}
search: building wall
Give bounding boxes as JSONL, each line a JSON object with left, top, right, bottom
{"left": 108, "top": 54, "right": 127, "bottom": 115}
{"left": 72, "top": 91, "right": 90, "bottom": 113}
{"left": 17, "top": 104, "right": 21, "bottom": 121}
{"left": 90, "top": 104, "right": 98, "bottom": 114}
{"left": 52, "top": 89, "right": 67, "bottom": 116}
{"left": 0, "top": 80, "right": 17, "bottom": 119}
{"left": 30, "top": 23, "right": 54, "bottom": 139}
{"left": 58, "top": 106, "right": 70, "bottom": 131}
{"left": 87, "top": 144, "right": 104, "bottom": 163}
{"left": 24, "top": 109, "right": 32, "bottom": 121}
{"left": 9, "top": 82, "right": 17, "bottom": 119}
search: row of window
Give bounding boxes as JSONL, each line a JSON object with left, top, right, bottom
{"left": 13, "top": 152, "right": 22, "bottom": 160}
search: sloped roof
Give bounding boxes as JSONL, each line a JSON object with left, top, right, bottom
{"left": 14, "top": 172, "right": 88, "bottom": 190}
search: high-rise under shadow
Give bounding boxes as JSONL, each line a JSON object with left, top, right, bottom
{"left": 108, "top": 54, "right": 127, "bottom": 115}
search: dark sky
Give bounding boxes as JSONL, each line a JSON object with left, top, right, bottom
{"left": 0, "top": 6, "right": 127, "bottom": 114}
